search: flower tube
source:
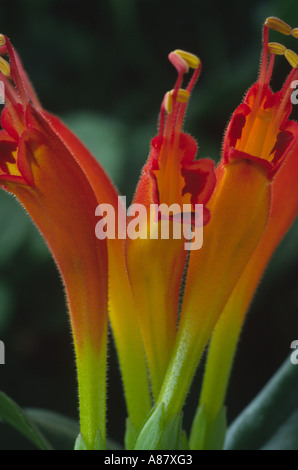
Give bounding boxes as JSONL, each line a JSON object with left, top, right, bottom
{"left": 151, "top": 17, "right": 298, "bottom": 429}
{"left": 0, "top": 35, "right": 109, "bottom": 449}
{"left": 42, "top": 105, "right": 152, "bottom": 441}
{"left": 195, "top": 17, "right": 298, "bottom": 449}
{"left": 126, "top": 50, "right": 216, "bottom": 398}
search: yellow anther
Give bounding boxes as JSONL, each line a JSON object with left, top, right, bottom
{"left": 268, "top": 42, "right": 287, "bottom": 55}
{"left": 0, "top": 34, "right": 6, "bottom": 46}
{"left": 173, "top": 50, "right": 200, "bottom": 70}
{"left": 164, "top": 88, "right": 190, "bottom": 113}
{"left": 284, "top": 49, "right": 298, "bottom": 68}
{"left": 292, "top": 28, "right": 298, "bottom": 39}
{"left": 164, "top": 91, "right": 173, "bottom": 113}
{"left": 175, "top": 88, "right": 190, "bottom": 103}
{"left": 0, "top": 56, "right": 10, "bottom": 76}
{"left": 265, "top": 17, "right": 292, "bottom": 36}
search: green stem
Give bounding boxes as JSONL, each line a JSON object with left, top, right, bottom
{"left": 76, "top": 337, "right": 107, "bottom": 450}
{"left": 190, "top": 306, "right": 243, "bottom": 449}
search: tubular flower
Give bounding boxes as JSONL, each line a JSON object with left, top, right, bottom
{"left": 41, "top": 101, "right": 152, "bottom": 439}
{"left": 0, "top": 35, "right": 109, "bottom": 449}
{"left": 153, "top": 17, "right": 298, "bottom": 424}
{"left": 126, "top": 50, "right": 216, "bottom": 398}
{"left": 197, "top": 17, "right": 298, "bottom": 450}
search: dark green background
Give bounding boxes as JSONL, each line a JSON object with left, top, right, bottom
{"left": 0, "top": 0, "right": 297, "bottom": 449}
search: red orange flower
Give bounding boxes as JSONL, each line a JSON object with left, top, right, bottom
{"left": 0, "top": 35, "right": 109, "bottom": 449}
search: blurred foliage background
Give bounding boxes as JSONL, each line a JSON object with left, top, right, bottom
{"left": 0, "top": 0, "right": 297, "bottom": 449}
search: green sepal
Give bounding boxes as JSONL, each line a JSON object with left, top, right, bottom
{"left": 134, "top": 402, "right": 165, "bottom": 450}
{"left": 74, "top": 433, "right": 88, "bottom": 450}
{"left": 158, "top": 412, "right": 184, "bottom": 450}
{"left": 203, "top": 407, "right": 227, "bottom": 450}
{"left": 0, "top": 391, "right": 52, "bottom": 450}
{"left": 125, "top": 417, "right": 138, "bottom": 450}
{"left": 180, "top": 430, "right": 190, "bottom": 451}
{"left": 189, "top": 404, "right": 207, "bottom": 450}
{"left": 134, "top": 402, "right": 185, "bottom": 450}
{"left": 94, "top": 429, "right": 106, "bottom": 450}
{"left": 74, "top": 429, "right": 106, "bottom": 450}
{"left": 190, "top": 405, "right": 226, "bottom": 450}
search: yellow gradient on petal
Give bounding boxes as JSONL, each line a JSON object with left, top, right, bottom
{"left": 6, "top": 151, "right": 21, "bottom": 177}
{"left": 199, "top": 148, "right": 298, "bottom": 444}
{"left": 126, "top": 219, "right": 187, "bottom": 400}
{"left": 108, "top": 242, "right": 152, "bottom": 429}
{"left": 156, "top": 160, "right": 271, "bottom": 420}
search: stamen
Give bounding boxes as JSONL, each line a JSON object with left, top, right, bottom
{"left": 0, "top": 34, "right": 6, "bottom": 46}
{"left": 265, "top": 17, "right": 292, "bottom": 36}
{"left": 0, "top": 56, "right": 10, "bottom": 77}
{"left": 168, "top": 51, "right": 189, "bottom": 74}
{"left": 268, "top": 42, "right": 287, "bottom": 55}
{"left": 284, "top": 49, "right": 298, "bottom": 68}
{"left": 172, "top": 88, "right": 190, "bottom": 104}
{"left": 173, "top": 50, "right": 200, "bottom": 70}
{"left": 268, "top": 42, "right": 298, "bottom": 68}
{"left": 163, "top": 91, "right": 173, "bottom": 113}
{"left": 292, "top": 28, "right": 298, "bottom": 38}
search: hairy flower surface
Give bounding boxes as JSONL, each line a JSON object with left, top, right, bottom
{"left": 126, "top": 50, "right": 216, "bottom": 397}
{"left": 149, "top": 17, "right": 298, "bottom": 430}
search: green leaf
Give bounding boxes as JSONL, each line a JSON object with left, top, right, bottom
{"left": 0, "top": 391, "right": 52, "bottom": 450}
{"left": 25, "top": 408, "right": 79, "bottom": 450}
{"left": 261, "top": 409, "right": 298, "bottom": 450}
{"left": 225, "top": 355, "right": 298, "bottom": 450}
